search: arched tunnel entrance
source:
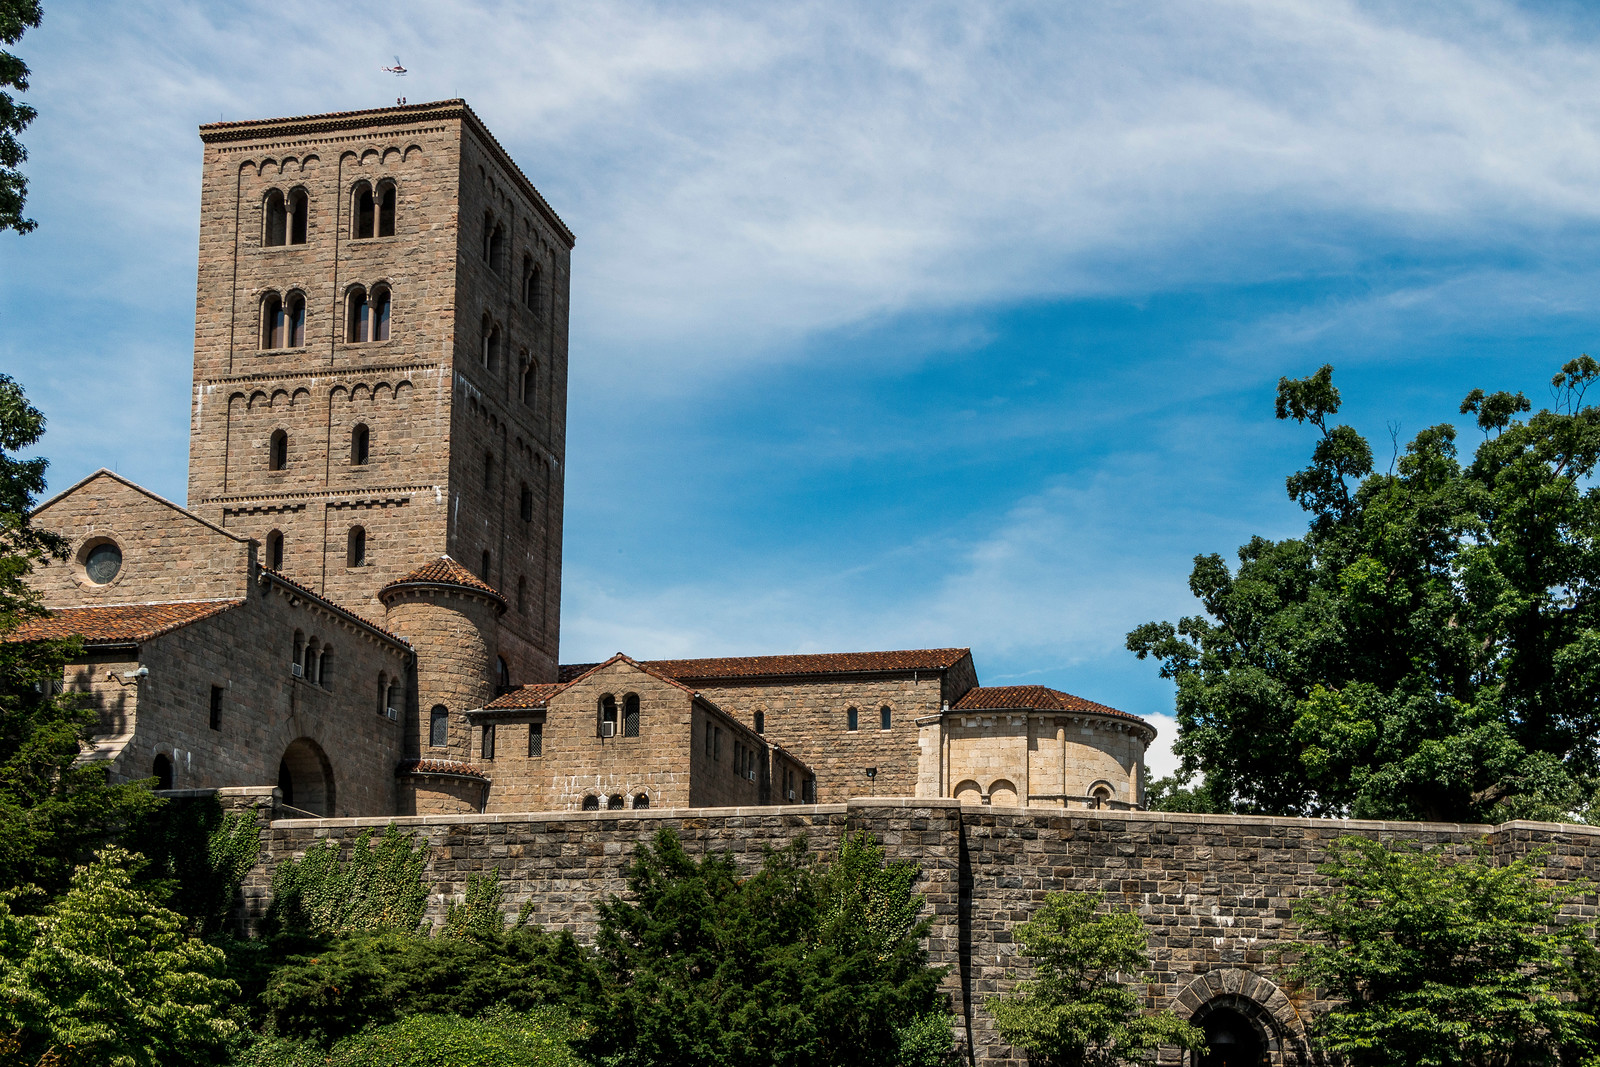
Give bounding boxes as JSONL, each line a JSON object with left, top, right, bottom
{"left": 277, "top": 737, "right": 335, "bottom": 816}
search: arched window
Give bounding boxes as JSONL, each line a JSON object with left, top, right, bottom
{"left": 519, "top": 483, "right": 533, "bottom": 522}
{"left": 288, "top": 188, "right": 308, "bottom": 244}
{"left": 346, "top": 286, "right": 369, "bottom": 342}
{"left": 497, "top": 656, "right": 510, "bottom": 689}
{"left": 347, "top": 526, "right": 366, "bottom": 567}
{"left": 429, "top": 705, "right": 448, "bottom": 748}
{"left": 480, "top": 549, "right": 491, "bottom": 582}
{"left": 522, "top": 258, "right": 540, "bottom": 311}
{"left": 292, "top": 630, "right": 304, "bottom": 674}
{"left": 482, "top": 321, "right": 500, "bottom": 371}
{"left": 754, "top": 710, "right": 764, "bottom": 734}
{"left": 266, "top": 530, "right": 284, "bottom": 569}
{"left": 261, "top": 291, "right": 284, "bottom": 349}
{"left": 377, "top": 181, "right": 396, "bottom": 237}
{"left": 371, "top": 286, "right": 391, "bottom": 341}
{"left": 263, "top": 190, "right": 286, "bottom": 247}
{"left": 599, "top": 694, "right": 618, "bottom": 736}
{"left": 880, "top": 706, "right": 892, "bottom": 731}
{"left": 623, "top": 693, "right": 640, "bottom": 737}
{"left": 482, "top": 213, "right": 494, "bottom": 262}
{"left": 607, "top": 793, "right": 623, "bottom": 810}
{"left": 286, "top": 292, "right": 306, "bottom": 347}
{"left": 481, "top": 723, "right": 496, "bottom": 760}
{"left": 485, "top": 218, "right": 505, "bottom": 273}
{"left": 318, "top": 645, "right": 332, "bottom": 690}
{"left": 582, "top": 795, "right": 599, "bottom": 811}
{"left": 846, "top": 707, "right": 858, "bottom": 732}
{"left": 377, "top": 671, "right": 388, "bottom": 714}
{"left": 516, "top": 575, "right": 527, "bottom": 614}
{"left": 633, "top": 793, "right": 649, "bottom": 809}
{"left": 1090, "top": 783, "right": 1113, "bottom": 809}
{"left": 353, "top": 181, "right": 375, "bottom": 238}
{"left": 269, "top": 429, "right": 288, "bottom": 471}
{"left": 152, "top": 752, "right": 174, "bottom": 790}
{"left": 350, "top": 423, "right": 370, "bottom": 465}
{"left": 385, "top": 679, "right": 400, "bottom": 716}
{"left": 521, "top": 361, "right": 537, "bottom": 408}
{"left": 302, "top": 638, "right": 319, "bottom": 684}
{"left": 483, "top": 450, "right": 495, "bottom": 491}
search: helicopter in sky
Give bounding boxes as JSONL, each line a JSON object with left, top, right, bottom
{"left": 382, "top": 56, "right": 407, "bottom": 75}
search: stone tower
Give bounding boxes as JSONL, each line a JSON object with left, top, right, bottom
{"left": 186, "top": 100, "right": 572, "bottom": 682}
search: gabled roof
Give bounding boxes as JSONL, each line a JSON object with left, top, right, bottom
{"left": 487, "top": 653, "right": 700, "bottom": 710}
{"left": 559, "top": 647, "right": 972, "bottom": 683}
{"left": 259, "top": 569, "right": 411, "bottom": 650}
{"left": 4, "top": 599, "right": 244, "bottom": 645}
{"left": 379, "top": 556, "right": 506, "bottom": 609}
{"left": 954, "top": 685, "right": 1148, "bottom": 726}
{"left": 31, "top": 469, "right": 249, "bottom": 544}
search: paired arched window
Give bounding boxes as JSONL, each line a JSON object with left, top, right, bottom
{"left": 429, "top": 705, "right": 449, "bottom": 747}
{"left": 521, "top": 361, "right": 537, "bottom": 407}
{"left": 623, "top": 693, "right": 640, "bottom": 738}
{"left": 880, "top": 706, "right": 892, "bottom": 730}
{"left": 846, "top": 707, "right": 859, "bottom": 731}
{"left": 292, "top": 629, "right": 304, "bottom": 675}
{"left": 484, "top": 216, "right": 505, "bottom": 273}
{"left": 264, "top": 190, "right": 287, "bottom": 246}
{"left": 289, "top": 189, "right": 309, "bottom": 243}
{"left": 300, "top": 636, "right": 320, "bottom": 684}
{"left": 353, "top": 181, "right": 375, "bottom": 238}
{"left": 377, "top": 182, "right": 396, "bottom": 237}
{"left": 482, "top": 320, "right": 501, "bottom": 371}
{"left": 522, "top": 258, "right": 540, "bottom": 311}
{"left": 519, "top": 483, "right": 533, "bottom": 522}
{"left": 261, "top": 291, "right": 306, "bottom": 349}
{"left": 346, "top": 285, "right": 391, "bottom": 342}
{"left": 347, "top": 526, "right": 366, "bottom": 567}
{"left": 269, "top": 429, "right": 288, "bottom": 471}
{"left": 599, "top": 694, "right": 618, "bottom": 736}
{"left": 266, "top": 530, "right": 284, "bottom": 569}
{"left": 350, "top": 424, "right": 370, "bottom": 465}
{"left": 318, "top": 645, "right": 333, "bottom": 690}
{"left": 384, "top": 678, "right": 400, "bottom": 716}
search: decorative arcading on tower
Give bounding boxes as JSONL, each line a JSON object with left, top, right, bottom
{"left": 380, "top": 555, "right": 506, "bottom": 814}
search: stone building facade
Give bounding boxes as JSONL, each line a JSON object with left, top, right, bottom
{"left": 14, "top": 99, "right": 1155, "bottom": 821}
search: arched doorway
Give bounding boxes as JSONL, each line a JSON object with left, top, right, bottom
{"left": 152, "top": 752, "right": 174, "bottom": 790}
{"left": 277, "top": 737, "right": 335, "bottom": 815}
{"left": 1198, "top": 1005, "right": 1267, "bottom": 1067}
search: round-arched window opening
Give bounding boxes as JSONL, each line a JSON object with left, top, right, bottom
{"left": 153, "top": 752, "right": 174, "bottom": 790}
{"left": 84, "top": 540, "right": 123, "bottom": 584}
{"left": 1195, "top": 1005, "right": 1268, "bottom": 1067}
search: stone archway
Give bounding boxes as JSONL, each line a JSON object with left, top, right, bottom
{"left": 1174, "top": 969, "right": 1308, "bottom": 1066}
{"left": 277, "top": 737, "right": 336, "bottom": 815}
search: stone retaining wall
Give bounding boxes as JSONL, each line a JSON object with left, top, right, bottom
{"left": 240, "top": 798, "right": 1600, "bottom": 1066}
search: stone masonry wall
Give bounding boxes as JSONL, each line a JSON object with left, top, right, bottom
{"left": 240, "top": 799, "right": 1600, "bottom": 1067}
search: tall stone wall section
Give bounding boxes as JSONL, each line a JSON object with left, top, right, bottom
{"left": 241, "top": 800, "right": 1600, "bottom": 1067}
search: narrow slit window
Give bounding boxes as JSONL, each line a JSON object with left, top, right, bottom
{"left": 318, "top": 646, "right": 332, "bottom": 690}
{"left": 288, "top": 189, "right": 308, "bottom": 244}
{"left": 377, "top": 182, "right": 396, "bottom": 237}
{"left": 488, "top": 221, "right": 505, "bottom": 273}
{"left": 269, "top": 430, "right": 288, "bottom": 471}
{"left": 623, "top": 693, "right": 640, "bottom": 738}
{"left": 266, "top": 530, "right": 284, "bottom": 569}
{"left": 481, "top": 724, "right": 496, "bottom": 760}
{"left": 846, "top": 707, "right": 858, "bottom": 732}
{"left": 209, "top": 685, "right": 223, "bottom": 731}
{"left": 351, "top": 423, "right": 370, "bottom": 466}
{"left": 881, "top": 706, "right": 891, "bottom": 730}
{"left": 372, "top": 287, "right": 391, "bottom": 341}
{"left": 528, "top": 723, "right": 543, "bottom": 758}
{"left": 261, "top": 292, "right": 284, "bottom": 349}
{"left": 347, "top": 286, "right": 369, "bottom": 342}
{"left": 483, "top": 323, "right": 500, "bottom": 371}
{"left": 754, "top": 710, "right": 764, "bottom": 734}
{"left": 519, "top": 483, "right": 533, "bottom": 522}
{"left": 521, "top": 362, "right": 537, "bottom": 407}
{"left": 263, "top": 190, "right": 286, "bottom": 247}
{"left": 516, "top": 575, "right": 527, "bottom": 614}
{"left": 523, "top": 259, "right": 540, "bottom": 311}
{"left": 480, "top": 549, "right": 491, "bottom": 582}
{"left": 353, "top": 182, "right": 375, "bottom": 238}
{"left": 429, "top": 705, "right": 448, "bottom": 748}
{"left": 346, "top": 526, "right": 366, "bottom": 567}
{"left": 286, "top": 292, "right": 306, "bottom": 347}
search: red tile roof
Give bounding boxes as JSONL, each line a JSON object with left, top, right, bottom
{"left": 260, "top": 568, "right": 410, "bottom": 648}
{"left": 483, "top": 683, "right": 563, "bottom": 710}
{"left": 559, "top": 647, "right": 971, "bottom": 683}
{"left": 955, "top": 685, "right": 1147, "bottom": 725}
{"left": 396, "top": 758, "right": 488, "bottom": 781}
{"left": 380, "top": 556, "right": 506, "bottom": 608}
{"left": 5, "top": 600, "right": 243, "bottom": 644}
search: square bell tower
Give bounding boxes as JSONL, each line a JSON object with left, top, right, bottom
{"left": 187, "top": 100, "right": 571, "bottom": 682}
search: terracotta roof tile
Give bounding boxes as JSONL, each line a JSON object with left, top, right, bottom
{"left": 380, "top": 556, "right": 506, "bottom": 607}
{"left": 559, "top": 647, "right": 971, "bottom": 683}
{"left": 484, "top": 683, "right": 563, "bottom": 709}
{"left": 396, "top": 758, "right": 488, "bottom": 781}
{"left": 260, "top": 569, "right": 411, "bottom": 647}
{"left": 5, "top": 600, "right": 243, "bottom": 644}
{"left": 955, "top": 685, "right": 1147, "bottom": 726}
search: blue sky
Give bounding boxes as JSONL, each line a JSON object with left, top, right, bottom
{"left": 6, "top": 1, "right": 1600, "bottom": 776}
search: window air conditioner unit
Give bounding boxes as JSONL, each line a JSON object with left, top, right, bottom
{"left": 385, "top": 707, "right": 399, "bottom": 721}
{"left": 787, "top": 789, "right": 796, "bottom": 801}
{"left": 600, "top": 721, "right": 615, "bottom": 738}
{"left": 291, "top": 663, "right": 303, "bottom": 678}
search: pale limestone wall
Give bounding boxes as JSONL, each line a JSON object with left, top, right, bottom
{"left": 925, "top": 712, "right": 1149, "bottom": 808}
{"left": 30, "top": 472, "right": 252, "bottom": 605}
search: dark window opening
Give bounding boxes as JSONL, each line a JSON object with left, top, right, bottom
{"left": 881, "top": 706, "right": 891, "bottom": 730}
{"left": 483, "top": 323, "right": 500, "bottom": 371}
{"left": 519, "top": 483, "right": 533, "bottom": 522}
{"left": 289, "top": 189, "right": 308, "bottom": 244}
{"left": 754, "top": 710, "right": 764, "bottom": 734}
{"left": 523, "top": 259, "right": 540, "bottom": 311}
{"left": 704, "top": 723, "right": 713, "bottom": 756}
{"left": 521, "top": 362, "right": 537, "bottom": 407}
{"left": 372, "top": 287, "right": 390, "bottom": 341}
{"left": 487, "top": 221, "right": 505, "bottom": 273}
{"left": 497, "top": 656, "right": 511, "bottom": 689}
{"left": 623, "top": 693, "right": 640, "bottom": 738}
{"left": 582, "top": 795, "right": 599, "bottom": 811}
{"left": 517, "top": 575, "right": 527, "bottom": 614}
{"left": 481, "top": 723, "right": 496, "bottom": 760}
{"left": 269, "top": 429, "right": 288, "bottom": 471}
{"left": 266, "top": 530, "right": 284, "bottom": 569}
{"left": 480, "top": 549, "right": 491, "bottom": 582}
{"left": 714, "top": 726, "right": 722, "bottom": 760}
{"left": 483, "top": 450, "right": 495, "bottom": 491}
{"left": 353, "top": 182, "right": 375, "bottom": 238}
{"left": 286, "top": 292, "right": 306, "bottom": 347}
{"left": 347, "top": 526, "right": 366, "bottom": 567}
{"left": 847, "top": 707, "right": 858, "bottom": 732}
{"left": 276, "top": 758, "right": 292, "bottom": 804}
{"left": 153, "top": 753, "right": 174, "bottom": 791}
{"left": 429, "top": 705, "right": 448, "bottom": 748}
{"left": 318, "top": 646, "right": 332, "bottom": 690}
{"left": 607, "top": 794, "right": 623, "bottom": 810}
{"left": 263, "top": 190, "right": 286, "bottom": 247}
{"left": 377, "top": 182, "right": 396, "bottom": 237}
{"left": 209, "top": 685, "right": 224, "bottom": 731}
{"left": 600, "top": 694, "right": 618, "bottom": 736}
{"left": 262, "top": 291, "right": 284, "bottom": 349}
{"left": 347, "top": 286, "right": 369, "bottom": 342}
{"left": 528, "top": 723, "right": 543, "bottom": 757}
{"left": 351, "top": 423, "right": 370, "bottom": 465}
{"left": 633, "top": 793, "right": 649, "bottom": 809}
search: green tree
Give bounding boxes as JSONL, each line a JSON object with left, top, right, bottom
{"left": 1128, "top": 360, "right": 1600, "bottom": 821}
{"left": 987, "top": 891, "right": 1202, "bottom": 1066}
{"left": 0, "top": 847, "right": 239, "bottom": 1067}
{"left": 236, "top": 1008, "right": 589, "bottom": 1067}
{"left": 1290, "top": 836, "right": 1598, "bottom": 1066}
{"left": 0, "top": 374, "right": 159, "bottom": 898}
{"left": 0, "top": 0, "right": 39, "bottom": 234}
{"left": 587, "top": 828, "right": 951, "bottom": 1067}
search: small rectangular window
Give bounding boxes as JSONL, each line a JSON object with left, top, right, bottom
{"left": 481, "top": 723, "right": 496, "bottom": 760}
{"left": 528, "top": 723, "right": 543, "bottom": 758}
{"left": 209, "top": 685, "right": 223, "bottom": 731}
{"left": 704, "top": 723, "right": 713, "bottom": 757}
{"left": 714, "top": 726, "right": 722, "bottom": 760}
{"left": 429, "top": 707, "right": 448, "bottom": 748}
{"left": 881, "top": 706, "right": 892, "bottom": 730}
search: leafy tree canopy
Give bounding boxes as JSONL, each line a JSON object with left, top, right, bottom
{"left": 1129, "top": 359, "right": 1600, "bottom": 821}
{"left": 986, "top": 891, "right": 1202, "bottom": 1066}
{"left": 0, "top": 0, "right": 39, "bottom": 234}
{"left": 1290, "top": 836, "right": 1598, "bottom": 1066}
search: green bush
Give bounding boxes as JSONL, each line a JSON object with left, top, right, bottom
{"left": 331, "top": 1008, "right": 587, "bottom": 1067}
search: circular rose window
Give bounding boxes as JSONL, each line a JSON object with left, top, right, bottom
{"left": 84, "top": 541, "right": 123, "bottom": 584}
